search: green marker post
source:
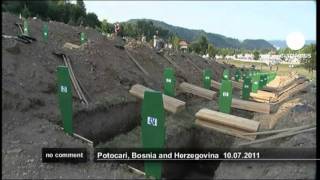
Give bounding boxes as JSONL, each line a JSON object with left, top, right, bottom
{"left": 252, "top": 74, "right": 259, "bottom": 93}
{"left": 258, "top": 74, "right": 265, "bottom": 89}
{"left": 203, "top": 69, "right": 212, "bottom": 89}
{"left": 57, "top": 66, "right": 73, "bottom": 135}
{"left": 242, "top": 76, "right": 252, "bottom": 100}
{"left": 218, "top": 79, "right": 233, "bottom": 113}
{"left": 23, "top": 20, "right": 29, "bottom": 36}
{"left": 80, "top": 32, "right": 86, "bottom": 45}
{"left": 43, "top": 23, "right": 48, "bottom": 42}
{"left": 222, "top": 69, "right": 229, "bottom": 80}
{"left": 141, "top": 91, "right": 165, "bottom": 179}
{"left": 163, "top": 68, "right": 175, "bottom": 97}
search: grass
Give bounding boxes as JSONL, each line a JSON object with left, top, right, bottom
{"left": 218, "top": 59, "right": 316, "bottom": 81}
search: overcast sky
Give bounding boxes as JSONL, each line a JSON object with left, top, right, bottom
{"left": 84, "top": 1, "right": 316, "bottom": 41}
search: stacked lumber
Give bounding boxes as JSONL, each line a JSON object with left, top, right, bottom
{"left": 251, "top": 77, "right": 308, "bottom": 104}
{"left": 263, "top": 72, "right": 298, "bottom": 92}
{"left": 129, "top": 84, "right": 186, "bottom": 113}
{"left": 195, "top": 108, "right": 260, "bottom": 140}
{"left": 179, "top": 82, "right": 216, "bottom": 100}
{"left": 210, "top": 80, "right": 271, "bottom": 113}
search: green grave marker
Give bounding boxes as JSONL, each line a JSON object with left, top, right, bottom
{"left": 218, "top": 79, "right": 233, "bottom": 113}
{"left": 222, "top": 69, "right": 229, "bottom": 80}
{"left": 258, "top": 74, "right": 265, "bottom": 89}
{"left": 252, "top": 74, "right": 259, "bottom": 93}
{"left": 203, "top": 69, "right": 212, "bottom": 89}
{"left": 43, "top": 23, "right": 48, "bottom": 42}
{"left": 80, "top": 32, "right": 86, "bottom": 44}
{"left": 141, "top": 91, "right": 165, "bottom": 179}
{"left": 57, "top": 66, "right": 73, "bottom": 135}
{"left": 163, "top": 68, "right": 175, "bottom": 97}
{"left": 23, "top": 20, "right": 29, "bottom": 36}
{"left": 263, "top": 75, "right": 268, "bottom": 87}
{"left": 242, "top": 76, "right": 252, "bottom": 100}
{"left": 235, "top": 69, "right": 241, "bottom": 82}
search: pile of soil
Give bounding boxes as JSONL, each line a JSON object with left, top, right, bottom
{"left": 2, "top": 12, "right": 227, "bottom": 179}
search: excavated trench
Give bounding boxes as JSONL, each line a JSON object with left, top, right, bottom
{"left": 68, "top": 93, "right": 252, "bottom": 179}
{"left": 73, "top": 101, "right": 141, "bottom": 144}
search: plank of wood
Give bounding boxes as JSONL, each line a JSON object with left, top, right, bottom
{"left": 243, "top": 124, "right": 316, "bottom": 136}
{"left": 250, "top": 90, "right": 277, "bottom": 99}
{"left": 263, "top": 75, "right": 298, "bottom": 92}
{"left": 179, "top": 82, "right": 216, "bottom": 100}
{"left": 125, "top": 49, "right": 150, "bottom": 76}
{"left": 232, "top": 98, "right": 270, "bottom": 114}
{"left": 63, "top": 42, "right": 80, "bottom": 49}
{"left": 231, "top": 80, "right": 243, "bottom": 90}
{"left": 195, "top": 108, "right": 260, "bottom": 132}
{"left": 211, "top": 80, "right": 242, "bottom": 90}
{"left": 129, "top": 84, "right": 186, "bottom": 113}
{"left": 63, "top": 55, "right": 88, "bottom": 104}
{"left": 195, "top": 119, "right": 256, "bottom": 140}
{"left": 272, "top": 81, "right": 310, "bottom": 105}
{"left": 211, "top": 80, "right": 221, "bottom": 90}
{"left": 163, "top": 54, "right": 185, "bottom": 74}
{"left": 185, "top": 57, "right": 202, "bottom": 72}
{"left": 239, "top": 127, "right": 316, "bottom": 146}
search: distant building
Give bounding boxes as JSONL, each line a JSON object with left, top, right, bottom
{"left": 179, "top": 40, "right": 189, "bottom": 51}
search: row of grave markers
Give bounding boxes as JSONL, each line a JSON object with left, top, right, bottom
{"left": 20, "top": 19, "right": 87, "bottom": 44}
{"left": 56, "top": 56, "right": 276, "bottom": 179}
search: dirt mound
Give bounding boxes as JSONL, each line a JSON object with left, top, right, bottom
{"left": 2, "top": 12, "right": 226, "bottom": 179}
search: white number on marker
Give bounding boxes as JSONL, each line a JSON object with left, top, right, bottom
{"left": 60, "top": 86, "right": 68, "bottom": 93}
{"left": 147, "top": 116, "right": 158, "bottom": 127}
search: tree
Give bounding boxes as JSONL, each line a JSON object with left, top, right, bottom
{"left": 189, "top": 42, "right": 201, "bottom": 54}
{"left": 76, "top": 0, "right": 86, "bottom": 13}
{"left": 85, "top": 12, "right": 100, "bottom": 28}
{"left": 169, "top": 35, "right": 180, "bottom": 50}
{"left": 253, "top": 50, "right": 260, "bottom": 60}
{"left": 99, "top": 19, "right": 113, "bottom": 34}
{"left": 198, "top": 35, "right": 208, "bottom": 55}
{"left": 207, "top": 43, "right": 217, "bottom": 58}
{"left": 302, "top": 44, "right": 316, "bottom": 75}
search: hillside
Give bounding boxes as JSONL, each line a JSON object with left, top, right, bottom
{"left": 127, "top": 19, "right": 275, "bottom": 50}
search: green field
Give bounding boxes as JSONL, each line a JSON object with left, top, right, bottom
{"left": 218, "top": 59, "right": 316, "bottom": 80}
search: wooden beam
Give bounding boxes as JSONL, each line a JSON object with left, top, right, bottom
{"left": 129, "top": 84, "right": 186, "bottom": 113}
{"left": 239, "top": 127, "right": 316, "bottom": 146}
{"left": 63, "top": 42, "right": 80, "bottom": 50}
{"left": 211, "top": 80, "right": 242, "bottom": 90}
{"left": 179, "top": 82, "right": 216, "bottom": 100}
{"left": 271, "top": 81, "right": 310, "bottom": 105}
{"left": 185, "top": 57, "right": 202, "bottom": 72}
{"left": 125, "top": 49, "right": 150, "bottom": 76}
{"left": 243, "top": 124, "right": 316, "bottom": 136}
{"left": 195, "top": 119, "right": 256, "bottom": 140}
{"left": 232, "top": 98, "right": 271, "bottom": 114}
{"left": 163, "top": 54, "right": 185, "bottom": 74}
{"left": 195, "top": 108, "right": 260, "bottom": 132}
